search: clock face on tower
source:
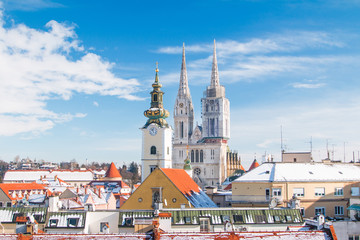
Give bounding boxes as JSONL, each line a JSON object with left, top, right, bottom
{"left": 149, "top": 127, "right": 158, "bottom": 136}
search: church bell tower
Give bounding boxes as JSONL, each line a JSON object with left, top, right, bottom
{"left": 141, "top": 64, "right": 173, "bottom": 182}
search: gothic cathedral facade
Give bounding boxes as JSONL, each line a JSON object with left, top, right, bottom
{"left": 173, "top": 41, "right": 236, "bottom": 188}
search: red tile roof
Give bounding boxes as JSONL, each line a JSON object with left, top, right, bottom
{"left": 248, "top": 159, "right": 260, "bottom": 171}
{"left": 160, "top": 168, "right": 200, "bottom": 196}
{"left": 0, "top": 182, "right": 46, "bottom": 191}
{"left": 0, "top": 182, "right": 48, "bottom": 200}
{"left": 224, "top": 183, "right": 232, "bottom": 190}
{"left": 104, "top": 162, "right": 122, "bottom": 179}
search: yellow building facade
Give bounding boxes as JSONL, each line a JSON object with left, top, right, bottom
{"left": 232, "top": 162, "right": 360, "bottom": 218}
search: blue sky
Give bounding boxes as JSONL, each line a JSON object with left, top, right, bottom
{"left": 1, "top": 0, "right": 360, "bottom": 168}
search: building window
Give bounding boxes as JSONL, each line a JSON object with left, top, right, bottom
{"left": 315, "top": 187, "right": 325, "bottom": 196}
{"left": 150, "top": 165, "right": 157, "bottom": 173}
{"left": 265, "top": 188, "right": 270, "bottom": 201}
{"left": 334, "top": 187, "right": 344, "bottom": 196}
{"left": 67, "top": 218, "right": 79, "bottom": 227}
{"left": 352, "top": 187, "right": 360, "bottom": 196}
{"left": 200, "top": 150, "right": 204, "bottom": 162}
{"left": 180, "top": 121, "right": 184, "bottom": 139}
{"left": 293, "top": 188, "right": 304, "bottom": 197}
{"left": 152, "top": 187, "right": 162, "bottom": 207}
{"left": 167, "top": 147, "right": 169, "bottom": 155}
{"left": 211, "top": 149, "right": 215, "bottom": 160}
{"left": 196, "top": 150, "right": 199, "bottom": 162}
{"left": 300, "top": 208, "right": 305, "bottom": 217}
{"left": 49, "top": 219, "right": 58, "bottom": 227}
{"left": 100, "top": 222, "right": 109, "bottom": 232}
{"left": 210, "top": 118, "right": 215, "bottom": 136}
{"left": 6, "top": 202, "right": 11, "bottom": 207}
{"left": 335, "top": 206, "right": 344, "bottom": 215}
{"left": 200, "top": 218, "right": 210, "bottom": 232}
{"left": 194, "top": 168, "right": 201, "bottom": 176}
{"left": 315, "top": 207, "right": 325, "bottom": 216}
{"left": 349, "top": 235, "right": 360, "bottom": 240}
{"left": 191, "top": 150, "right": 194, "bottom": 163}
{"left": 272, "top": 188, "right": 282, "bottom": 196}
{"left": 0, "top": 202, "right": 3, "bottom": 208}
{"left": 153, "top": 94, "right": 158, "bottom": 102}
{"left": 150, "top": 146, "right": 156, "bottom": 155}
{"left": 293, "top": 158, "right": 297, "bottom": 162}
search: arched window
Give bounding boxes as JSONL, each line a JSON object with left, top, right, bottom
{"left": 191, "top": 150, "right": 194, "bottom": 163}
{"left": 180, "top": 122, "right": 184, "bottom": 139}
{"left": 153, "top": 94, "right": 158, "bottom": 102}
{"left": 196, "top": 150, "right": 199, "bottom": 162}
{"left": 150, "top": 146, "right": 156, "bottom": 155}
{"left": 200, "top": 150, "right": 204, "bottom": 162}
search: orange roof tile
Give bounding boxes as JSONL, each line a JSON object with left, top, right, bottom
{"left": 0, "top": 182, "right": 46, "bottom": 191}
{"left": 160, "top": 168, "right": 200, "bottom": 196}
{"left": 248, "top": 159, "right": 260, "bottom": 171}
{"left": 0, "top": 182, "right": 47, "bottom": 200}
{"left": 105, "top": 162, "right": 122, "bottom": 179}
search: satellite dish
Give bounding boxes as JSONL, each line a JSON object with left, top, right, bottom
{"left": 269, "top": 197, "right": 278, "bottom": 208}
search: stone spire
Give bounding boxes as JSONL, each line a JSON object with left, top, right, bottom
{"left": 178, "top": 43, "right": 191, "bottom": 98}
{"left": 210, "top": 39, "right": 220, "bottom": 88}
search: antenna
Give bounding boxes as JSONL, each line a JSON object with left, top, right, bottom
{"left": 305, "top": 137, "right": 312, "bottom": 153}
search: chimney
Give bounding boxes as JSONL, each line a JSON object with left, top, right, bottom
{"left": 85, "top": 187, "right": 88, "bottom": 194}
{"left": 98, "top": 188, "right": 101, "bottom": 198}
{"left": 76, "top": 187, "right": 79, "bottom": 194}
{"left": 40, "top": 175, "right": 43, "bottom": 181}
{"left": 54, "top": 175, "right": 57, "bottom": 181}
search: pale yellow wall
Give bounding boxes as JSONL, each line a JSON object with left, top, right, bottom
{"left": 232, "top": 180, "right": 359, "bottom": 218}
{"left": 282, "top": 153, "right": 311, "bottom": 163}
{"left": 121, "top": 168, "right": 191, "bottom": 210}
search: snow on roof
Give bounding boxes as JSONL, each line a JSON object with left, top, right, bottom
{"left": 233, "top": 162, "right": 360, "bottom": 182}
{"left": 47, "top": 212, "right": 86, "bottom": 228}
{"left": 0, "top": 207, "right": 47, "bottom": 223}
{"left": 28, "top": 194, "right": 46, "bottom": 203}
{"left": 4, "top": 170, "right": 94, "bottom": 182}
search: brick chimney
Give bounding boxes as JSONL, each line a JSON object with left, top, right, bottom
{"left": 98, "top": 188, "right": 101, "bottom": 198}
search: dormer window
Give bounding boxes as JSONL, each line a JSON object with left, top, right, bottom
{"left": 67, "top": 218, "right": 79, "bottom": 227}
{"left": 49, "top": 219, "right": 58, "bottom": 227}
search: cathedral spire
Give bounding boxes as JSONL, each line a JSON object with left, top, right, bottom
{"left": 178, "top": 43, "right": 191, "bottom": 98}
{"left": 210, "top": 39, "right": 220, "bottom": 87}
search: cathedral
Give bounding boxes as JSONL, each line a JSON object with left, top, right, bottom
{"left": 141, "top": 41, "right": 242, "bottom": 187}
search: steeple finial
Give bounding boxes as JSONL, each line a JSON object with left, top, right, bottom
{"left": 178, "top": 43, "right": 191, "bottom": 98}
{"left": 211, "top": 39, "right": 220, "bottom": 87}
{"left": 155, "top": 62, "right": 159, "bottom": 83}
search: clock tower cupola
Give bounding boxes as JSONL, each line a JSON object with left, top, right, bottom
{"left": 141, "top": 64, "right": 173, "bottom": 182}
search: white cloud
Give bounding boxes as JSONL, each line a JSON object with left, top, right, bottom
{"left": 230, "top": 96, "right": 360, "bottom": 166}
{"left": 157, "top": 31, "right": 348, "bottom": 86}
{"left": 93, "top": 101, "right": 99, "bottom": 107}
{"left": 292, "top": 82, "right": 326, "bottom": 89}
{"left": 3, "top": 0, "right": 63, "bottom": 11}
{"left": 0, "top": 8, "right": 139, "bottom": 136}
